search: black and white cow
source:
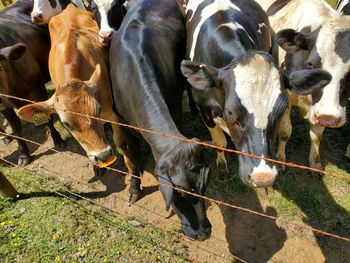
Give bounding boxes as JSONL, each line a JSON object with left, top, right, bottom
{"left": 109, "top": 0, "right": 211, "bottom": 240}
{"left": 337, "top": 0, "right": 350, "bottom": 15}
{"left": 89, "top": 0, "right": 126, "bottom": 43}
{"left": 0, "top": 0, "right": 64, "bottom": 166}
{"left": 255, "top": 0, "right": 350, "bottom": 170}
{"left": 180, "top": 0, "right": 332, "bottom": 187}
{"left": 30, "top": 0, "right": 125, "bottom": 43}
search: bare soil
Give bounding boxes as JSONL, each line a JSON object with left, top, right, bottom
{"left": 0, "top": 112, "right": 349, "bottom": 263}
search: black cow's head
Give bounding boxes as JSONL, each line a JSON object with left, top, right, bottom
{"left": 181, "top": 51, "right": 331, "bottom": 187}
{"left": 155, "top": 141, "right": 211, "bottom": 241}
{"left": 90, "top": 0, "right": 126, "bottom": 44}
{"left": 276, "top": 15, "right": 350, "bottom": 128}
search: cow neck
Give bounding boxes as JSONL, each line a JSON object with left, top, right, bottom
{"left": 134, "top": 78, "right": 186, "bottom": 160}
{"left": 62, "top": 29, "right": 80, "bottom": 80}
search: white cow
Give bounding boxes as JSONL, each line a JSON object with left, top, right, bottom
{"left": 255, "top": 0, "right": 350, "bottom": 170}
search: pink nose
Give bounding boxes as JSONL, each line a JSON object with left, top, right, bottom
{"left": 98, "top": 31, "right": 113, "bottom": 43}
{"left": 249, "top": 173, "right": 276, "bottom": 188}
{"left": 31, "top": 13, "right": 43, "bottom": 24}
{"left": 316, "top": 115, "right": 341, "bottom": 127}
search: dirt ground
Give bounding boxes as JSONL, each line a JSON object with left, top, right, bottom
{"left": 0, "top": 111, "right": 349, "bottom": 263}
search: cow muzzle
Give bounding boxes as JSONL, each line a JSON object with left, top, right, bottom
{"left": 315, "top": 114, "right": 341, "bottom": 128}
{"left": 181, "top": 222, "right": 211, "bottom": 241}
{"left": 98, "top": 31, "right": 113, "bottom": 44}
{"left": 31, "top": 12, "right": 44, "bottom": 24}
{"left": 88, "top": 145, "right": 116, "bottom": 167}
{"left": 249, "top": 172, "right": 277, "bottom": 188}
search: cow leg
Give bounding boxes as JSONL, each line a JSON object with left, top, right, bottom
{"left": 110, "top": 118, "right": 143, "bottom": 204}
{"left": 46, "top": 117, "right": 65, "bottom": 147}
{"left": 208, "top": 125, "right": 228, "bottom": 172}
{"left": 276, "top": 105, "right": 292, "bottom": 170}
{"left": 1, "top": 108, "right": 31, "bottom": 166}
{"left": 309, "top": 124, "right": 325, "bottom": 171}
{"left": 0, "top": 126, "right": 11, "bottom": 145}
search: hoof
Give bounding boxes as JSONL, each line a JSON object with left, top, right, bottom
{"left": 216, "top": 159, "right": 228, "bottom": 174}
{"left": 129, "top": 192, "right": 141, "bottom": 205}
{"left": 93, "top": 166, "right": 107, "bottom": 177}
{"left": 18, "top": 155, "right": 31, "bottom": 167}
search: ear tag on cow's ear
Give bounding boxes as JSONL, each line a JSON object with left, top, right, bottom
{"left": 32, "top": 113, "right": 50, "bottom": 126}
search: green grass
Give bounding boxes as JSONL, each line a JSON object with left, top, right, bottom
{"left": 0, "top": 166, "right": 190, "bottom": 263}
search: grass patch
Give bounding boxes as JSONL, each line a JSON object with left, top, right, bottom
{"left": 0, "top": 166, "right": 190, "bottom": 263}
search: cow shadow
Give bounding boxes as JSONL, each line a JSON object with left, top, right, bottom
{"left": 206, "top": 152, "right": 287, "bottom": 263}
{"left": 275, "top": 108, "right": 350, "bottom": 261}
{"left": 181, "top": 108, "right": 287, "bottom": 262}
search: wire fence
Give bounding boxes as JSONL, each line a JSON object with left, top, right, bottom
{"left": 1, "top": 93, "right": 350, "bottom": 182}
{"left": 0, "top": 92, "right": 349, "bottom": 259}
{"left": 0, "top": 130, "right": 349, "bottom": 244}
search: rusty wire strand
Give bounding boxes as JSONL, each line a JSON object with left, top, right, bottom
{"left": 1, "top": 93, "right": 349, "bottom": 182}
{"left": 0, "top": 131, "right": 349, "bottom": 243}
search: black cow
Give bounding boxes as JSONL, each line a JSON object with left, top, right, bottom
{"left": 180, "top": 0, "right": 332, "bottom": 187}
{"left": 0, "top": 0, "right": 64, "bottom": 166}
{"left": 109, "top": 0, "right": 211, "bottom": 241}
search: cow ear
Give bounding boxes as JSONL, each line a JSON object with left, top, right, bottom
{"left": 0, "top": 43, "right": 27, "bottom": 61}
{"left": 17, "top": 99, "right": 55, "bottom": 124}
{"left": 85, "top": 64, "right": 101, "bottom": 88}
{"left": 158, "top": 170, "right": 174, "bottom": 211}
{"left": 181, "top": 60, "right": 219, "bottom": 90}
{"left": 284, "top": 69, "right": 332, "bottom": 95}
{"left": 276, "top": 29, "right": 310, "bottom": 53}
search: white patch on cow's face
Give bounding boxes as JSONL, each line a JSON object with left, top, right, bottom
{"left": 93, "top": 0, "right": 114, "bottom": 36}
{"left": 31, "top": 0, "right": 63, "bottom": 24}
{"left": 187, "top": 0, "right": 241, "bottom": 60}
{"left": 308, "top": 16, "right": 350, "bottom": 127}
{"left": 234, "top": 54, "right": 282, "bottom": 129}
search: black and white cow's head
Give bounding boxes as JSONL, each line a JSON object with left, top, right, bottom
{"left": 90, "top": 0, "right": 126, "bottom": 44}
{"left": 276, "top": 15, "right": 350, "bottom": 128}
{"left": 181, "top": 51, "right": 331, "bottom": 187}
{"left": 30, "top": 0, "right": 86, "bottom": 24}
{"left": 156, "top": 141, "right": 211, "bottom": 241}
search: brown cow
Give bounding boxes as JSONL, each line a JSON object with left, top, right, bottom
{"left": 17, "top": 4, "right": 143, "bottom": 196}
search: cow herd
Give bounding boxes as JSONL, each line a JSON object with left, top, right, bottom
{"left": 0, "top": 0, "right": 349, "bottom": 241}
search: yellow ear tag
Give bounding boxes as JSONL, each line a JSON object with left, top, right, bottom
{"left": 32, "top": 113, "right": 50, "bottom": 126}
{"left": 98, "top": 155, "right": 117, "bottom": 168}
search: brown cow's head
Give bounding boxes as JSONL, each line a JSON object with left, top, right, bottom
{"left": 17, "top": 65, "right": 116, "bottom": 166}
